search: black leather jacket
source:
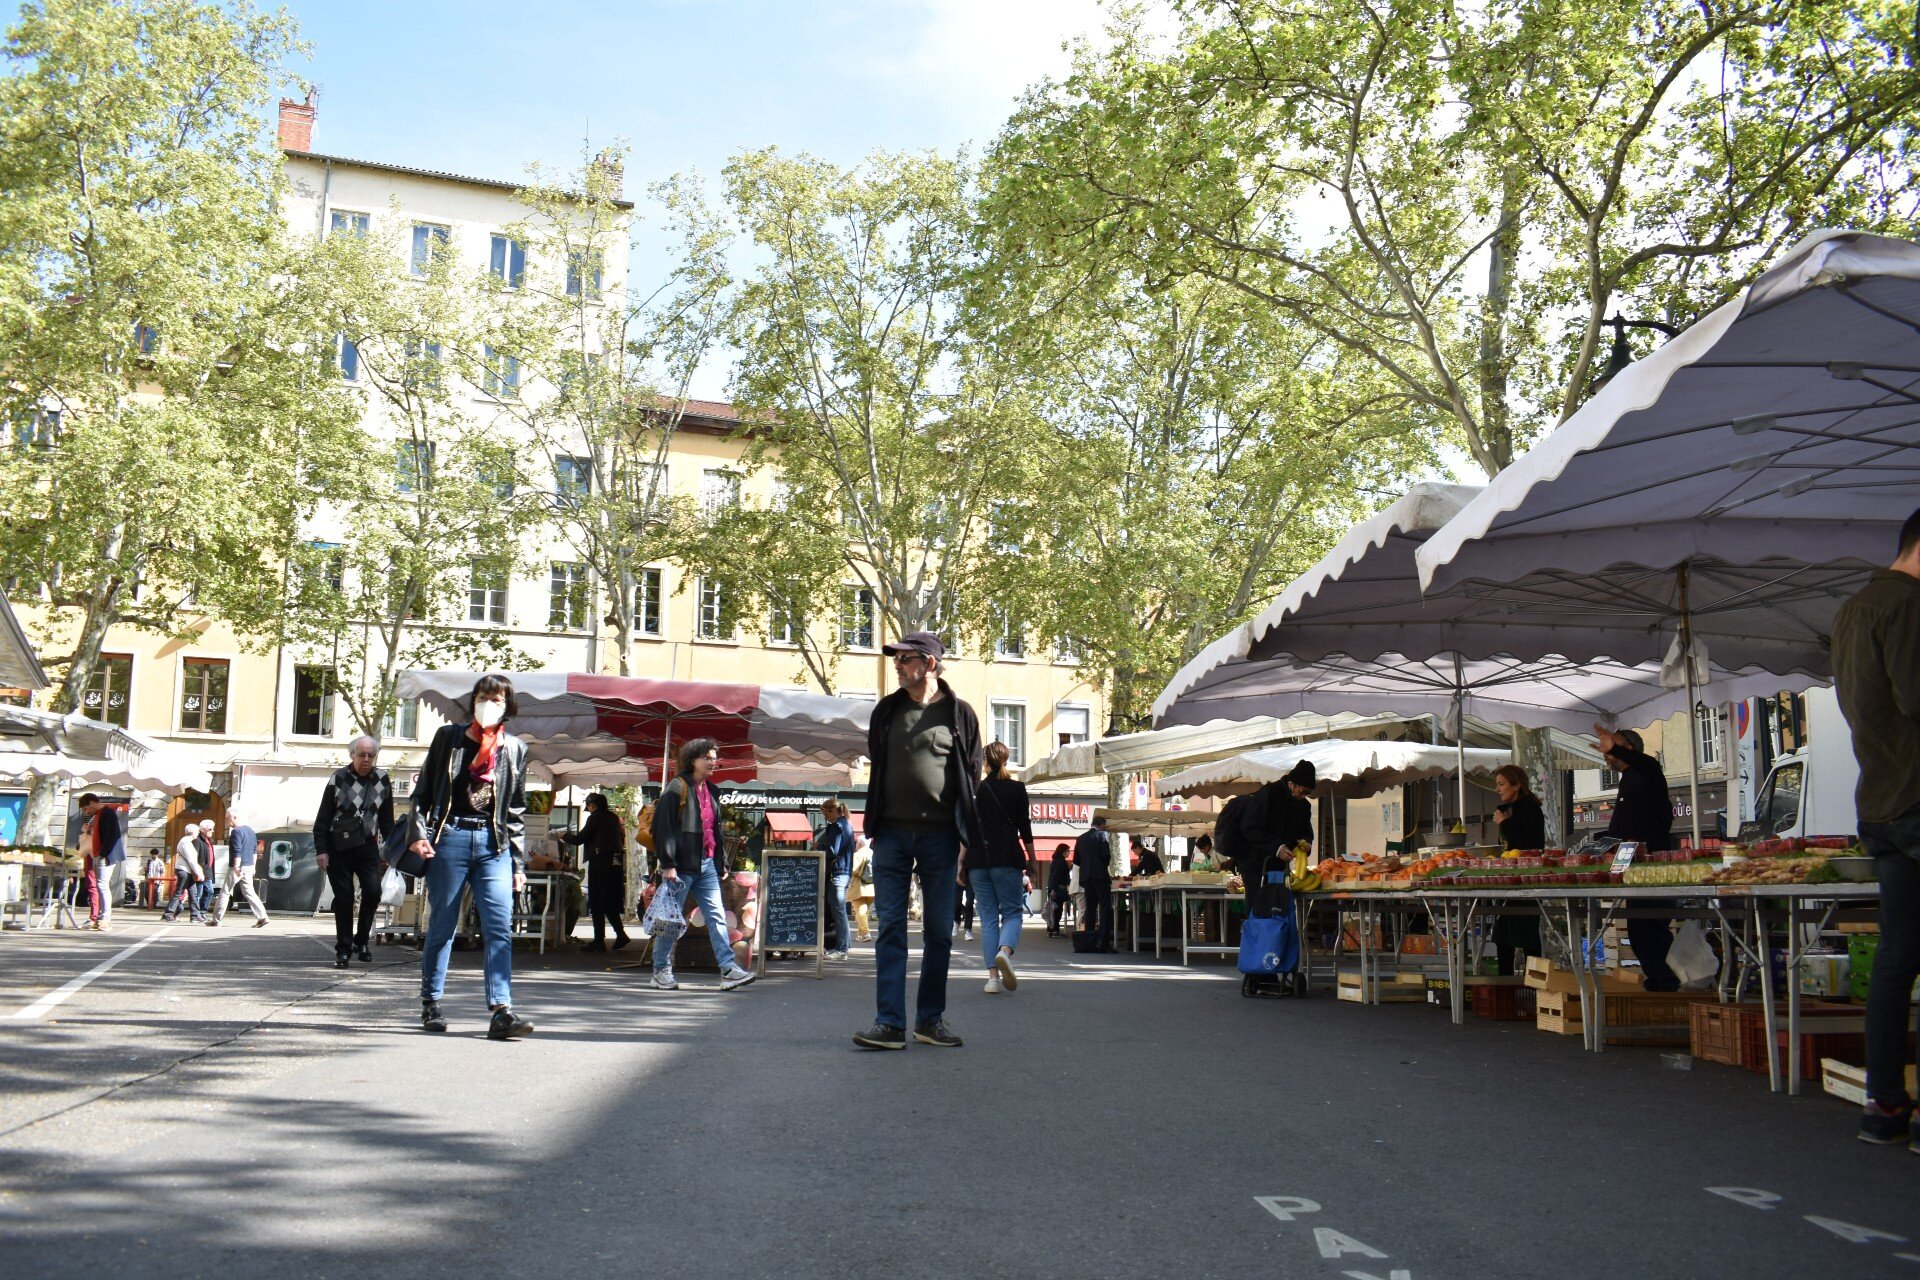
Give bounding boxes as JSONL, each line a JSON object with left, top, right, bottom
{"left": 407, "top": 723, "right": 530, "bottom": 868}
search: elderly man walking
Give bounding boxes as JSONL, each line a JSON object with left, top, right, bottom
{"left": 161, "top": 821, "right": 209, "bottom": 924}
{"left": 314, "top": 736, "right": 396, "bottom": 969}
{"left": 211, "top": 812, "right": 270, "bottom": 928}
{"left": 852, "top": 632, "right": 984, "bottom": 1051}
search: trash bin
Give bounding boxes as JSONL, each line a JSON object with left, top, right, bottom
{"left": 260, "top": 831, "right": 325, "bottom": 914}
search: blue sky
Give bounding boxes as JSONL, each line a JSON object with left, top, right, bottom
{"left": 286, "top": 0, "right": 1112, "bottom": 192}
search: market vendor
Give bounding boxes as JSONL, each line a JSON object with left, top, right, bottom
{"left": 1225, "top": 760, "right": 1316, "bottom": 907}
{"left": 1135, "top": 839, "right": 1165, "bottom": 877}
{"left": 1490, "top": 765, "right": 1545, "bottom": 975}
{"left": 1595, "top": 723, "right": 1680, "bottom": 991}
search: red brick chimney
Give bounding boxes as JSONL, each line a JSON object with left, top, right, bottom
{"left": 278, "top": 91, "right": 316, "bottom": 152}
{"left": 592, "top": 148, "right": 625, "bottom": 200}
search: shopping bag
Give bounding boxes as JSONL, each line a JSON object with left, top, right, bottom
{"left": 380, "top": 866, "right": 405, "bottom": 908}
{"left": 640, "top": 877, "right": 686, "bottom": 941}
{"left": 1668, "top": 920, "right": 1719, "bottom": 989}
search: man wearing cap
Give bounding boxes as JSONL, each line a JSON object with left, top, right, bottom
{"left": 1595, "top": 723, "right": 1678, "bottom": 990}
{"left": 1228, "top": 760, "right": 1317, "bottom": 912}
{"left": 852, "top": 631, "right": 984, "bottom": 1051}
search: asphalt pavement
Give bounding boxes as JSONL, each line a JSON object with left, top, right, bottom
{"left": 0, "top": 910, "right": 1915, "bottom": 1279}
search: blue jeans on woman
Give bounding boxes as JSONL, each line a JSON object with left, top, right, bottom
{"left": 828, "top": 873, "right": 852, "bottom": 952}
{"left": 969, "top": 866, "right": 1024, "bottom": 972}
{"left": 419, "top": 823, "right": 514, "bottom": 1009}
{"left": 872, "top": 826, "right": 959, "bottom": 1031}
{"left": 654, "top": 858, "right": 739, "bottom": 976}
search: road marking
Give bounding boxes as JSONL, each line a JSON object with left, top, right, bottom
{"left": 1315, "top": 1229, "right": 1387, "bottom": 1260}
{"left": 7, "top": 927, "right": 175, "bottom": 1022}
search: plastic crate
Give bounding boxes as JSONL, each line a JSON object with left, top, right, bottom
{"left": 1739, "top": 1001, "right": 1864, "bottom": 1074}
{"left": 1471, "top": 984, "right": 1536, "bottom": 1022}
{"left": 1689, "top": 1002, "right": 1761, "bottom": 1067}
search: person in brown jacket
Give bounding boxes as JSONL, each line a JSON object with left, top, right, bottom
{"left": 1832, "top": 506, "right": 1920, "bottom": 1149}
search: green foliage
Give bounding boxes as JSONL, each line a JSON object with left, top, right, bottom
{"left": 0, "top": 0, "right": 361, "bottom": 712}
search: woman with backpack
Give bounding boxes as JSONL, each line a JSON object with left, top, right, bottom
{"left": 969, "top": 741, "right": 1036, "bottom": 992}
{"left": 648, "top": 738, "right": 758, "bottom": 992}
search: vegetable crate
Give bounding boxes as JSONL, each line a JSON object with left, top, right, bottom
{"left": 1688, "top": 1002, "right": 1761, "bottom": 1067}
{"left": 1471, "top": 983, "right": 1535, "bottom": 1022}
{"left": 1739, "top": 1001, "right": 1864, "bottom": 1076}
{"left": 1536, "top": 990, "right": 1712, "bottom": 1044}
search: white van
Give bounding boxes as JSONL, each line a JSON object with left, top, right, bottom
{"left": 1741, "top": 687, "right": 1861, "bottom": 842}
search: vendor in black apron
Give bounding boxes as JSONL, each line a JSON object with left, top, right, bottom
{"left": 1490, "top": 764, "right": 1546, "bottom": 974}
{"left": 1596, "top": 724, "right": 1680, "bottom": 991}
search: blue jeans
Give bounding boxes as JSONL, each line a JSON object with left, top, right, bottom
{"left": 419, "top": 824, "right": 514, "bottom": 1009}
{"left": 969, "top": 867, "right": 1025, "bottom": 972}
{"left": 872, "top": 826, "right": 959, "bottom": 1030}
{"left": 829, "top": 873, "right": 852, "bottom": 952}
{"left": 655, "top": 859, "right": 738, "bottom": 975}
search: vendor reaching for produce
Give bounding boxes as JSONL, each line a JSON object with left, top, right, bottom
{"left": 1490, "top": 765, "right": 1545, "bottom": 975}
{"left": 1595, "top": 724, "right": 1680, "bottom": 992}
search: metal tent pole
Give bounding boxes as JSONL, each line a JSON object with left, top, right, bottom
{"left": 1678, "top": 564, "right": 1703, "bottom": 850}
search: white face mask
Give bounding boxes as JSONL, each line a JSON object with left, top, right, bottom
{"left": 473, "top": 699, "right": 506, "bottom": 728}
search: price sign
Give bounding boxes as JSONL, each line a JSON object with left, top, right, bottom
{"left": 1611, "top": 842, "right": 1640, "bottom": 876}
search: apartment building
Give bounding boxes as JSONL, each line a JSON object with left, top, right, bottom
{"left": 9, "top": 99, "right": 1105, "bottom": 852}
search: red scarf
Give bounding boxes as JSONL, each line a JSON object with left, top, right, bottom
{"left": 467, "top": 722, "right": 503, "bottom": 778}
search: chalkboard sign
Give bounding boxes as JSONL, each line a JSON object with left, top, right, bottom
{"left": 757, "top": 851, "right": 825, "bottom": 978}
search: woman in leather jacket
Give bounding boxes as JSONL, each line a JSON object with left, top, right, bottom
{"left": 410, "top": 674, "right": 534, "bottom": 1040}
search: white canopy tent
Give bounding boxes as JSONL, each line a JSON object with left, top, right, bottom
{"left": 1156, "top": 740, "right": 1513, "bottom": 802}
{"left": 0, "top": 704, "right": 212, "bottom": 793}
{"left": 0, "top": 595, "right": 49, "bottom": 693}
{"left": 1415, "top": 229, "right": 1920, "bottom": 841}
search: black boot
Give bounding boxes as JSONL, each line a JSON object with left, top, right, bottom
{"left": 421, "top": 999, "right": 447, "bottom": 1033}
{"left": 487, "top": 1006, "right": 534, "bottom": 1040}
{"left": 334, "top": 950, "right": 351, "bottom": 969}
{"left": 581, "top": 939, "right": 607, "bottom": 953}
{"left": 355, "top": 944, "right": 373, "bottom": 963}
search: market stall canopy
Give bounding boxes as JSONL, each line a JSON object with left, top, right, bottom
{"left": 1415, "top": 229, "right": 1920, "bottom": 678}
{"left": 1018, "top": 714, "right": 1396, "bottom": 785}
{"left": 0, "top": 595, "right": 48, "bottom": 692}
{"left": 0, "top": 705, "right": 211, "bottom": 791}
{"left": 1089, "top": 808, "right": 1219, "bottom": 839}
{"left": 397, "top": 671, "right": 874, "bottom": 783}
{"left": 1155, "top": 740, "right": 1512, "bottom": 801}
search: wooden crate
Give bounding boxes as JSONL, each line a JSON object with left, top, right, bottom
{"left": 1337, "top": 973, "right": 1428, "bottom": 1003}
{"left": 1689, "top": 1002, "right": 1762, "bottom": 1067}
{"left": 1536, "top": 990, "right": 1712, "bottom": 1042}
{"left": 1822, "top": 1059, "right": 1917, "bottom": 1107}
{"left": 1524, "top": 956, "right": 1643, "bottom": 996}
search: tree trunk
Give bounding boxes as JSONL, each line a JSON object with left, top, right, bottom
{"left": 1512, "top": 724, "right": 1566, "bottom": 850}
{"left": 1476, "top": 177, "right": 1523, "bottom": 477}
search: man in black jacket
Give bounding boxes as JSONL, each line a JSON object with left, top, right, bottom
{"left": 1595, "top": 724, "right": 1678, "bottom": 991}
{"left": 313, "top": 735, "right": 397, "bottom": 969}
{"left": 1832, "top": 506, "right": 1920, "bottom": 1147}
{"left": 853, "top": 631, "right": 982, "bottom": 1051}
{"left": 560, "top": 792, "right": 628, "bottom": 952}
{"left": 1073, "top": 816, "right": 1114, "bottom": 951}
{"left": 1230, "top": 761, "right": 1316, "bottom": 911}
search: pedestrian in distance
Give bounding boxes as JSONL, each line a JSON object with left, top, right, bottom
{"left": 212, "top": 810, "right": 269, "bottom": 928}
{"left": 409, "top": 675, "right": 535, "bottom": 1040}
{"left": 954, "top": 877, "right": 976, "bottom": 942}
{"left": 848, "top": 832, "right": 876, "bottom": 942}
{"left": 560, "top": 792, "right": 629, "bottom": 953}
{"left": 853, "top": 631, "right": 983, "bottom": 1050}
{"left": 1593, "top": 724, "right": 1679, "bottom": 991}
{"left": 161, "top": 821, "right": 208, "bottom": 923}
{"left": 143, "top": 851, "right": 165, "bottom": 909}
{"left": 649, "top": 738, "right": 759, "bottom": 992}
{"left": 1831, "top": 505, "right": 1920, "bottom": 1149}
{"left": 1073, "top": 816, "right": 1116, "bottom": 952}
{"left": 1490, "top": 765, "right": 1545, "bottom": 975}
{"left": 970, "top": 741, "right": 1035, "bottom": 994}
{"left": 76, "top": 794, "right": 126, "bottom": 932}
{"left": 815, "top": 799, "right": 856, "bottom": 960}
{"left": 314, "top": 735, "right": 397, "bottom": 969}
{"left": 1044, "top": 843, "right": 1071, "bottom": 937}
{"left": 192, "top": 819, "right": 220, "bottom": 918}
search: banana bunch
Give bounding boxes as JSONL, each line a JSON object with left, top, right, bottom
{"left": 1286, "top": 845, "right": 1322, "bottom": 893}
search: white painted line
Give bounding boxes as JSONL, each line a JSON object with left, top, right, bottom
{"left": 8, "top": 927, "right": 176, "bottom": 1022}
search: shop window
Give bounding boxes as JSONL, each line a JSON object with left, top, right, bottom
{"left": 179, "top": 657, "right": 229, "bottom": 734}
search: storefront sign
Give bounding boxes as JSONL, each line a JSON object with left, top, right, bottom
{"left": 718, "top": 788, "right": 839, "bottom": 810}
{"left": 1029, "top": 801, "right": 1093, "bottom": 823}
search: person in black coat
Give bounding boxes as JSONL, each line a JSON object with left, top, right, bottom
{"left": 1598, "top": 724, "right": 1681, "bottom": 991}
{"left": 1231, "top": 760, "right": 1317, "bottom": 913}
{"left": 1490, "top": 764, "right": 1546, "bottom": 974}
{"left": 1135, "top": 840, "right": 1166, "bottom": 877}
{"left": 561, "top": 792, "right": 628, "bottom": 952}
{"left": 1045, "top": 844, "right": 1072, "bottom": 936}
{"left": 1073, "top": 817, "right": 1115, "bottom": 951}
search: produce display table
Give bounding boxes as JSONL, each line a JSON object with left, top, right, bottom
{"left": 1302, "top": 883, "right": 1880, "bottom": 1097}
{"left": 1114, "top": 883, "right": 1241, "bottom": 966}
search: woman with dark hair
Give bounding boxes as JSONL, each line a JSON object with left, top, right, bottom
{"left": 1044, "top": 842, "right": 1072, "bottom": 937}
{"left": 648, "top": 737, "right": 758, "bottom": 992}
{"left": 970, "top": 740, "right": 1035, "bottom": 992}
{"left": 409, "top": 674, "right": 534, "bottom": 1040}
{"left": 1491, "top": 763, "right": 1547, "bottom": 975}
{"left": 561, "top": 792, "right": 629, "bottom": 952}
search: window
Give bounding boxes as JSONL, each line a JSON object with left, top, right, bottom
{"left": 330, "top": 210, "right": 370, "bottom": 238}
{"left": 133, "top": 322, "right": 158, "bottom": 357}
{"left": 10, "top": 407, "right": 60, "bottom": 450}
{"left": 482, "top": 345, "right": 521, "bottom": 399}
{"left": 696, "top": 578, "right": 729, "bottom": 641}
{"left": 922, "top": 498, "right": 951, "bottom": 548}
{"left": 410, "top": 223, "right": 449, "bottom": 277}
{"left": 382, "top": 696, "right": 420, "bottom": 742}
{"left": 334, "top": 334, "right": 359, "bottom": 381}
{"left": 403, "top": 337, "right": 443, "bottom": 392}
{"left": 549, "top": 562, "right": 589, "bottom": 631}
{"left": 554, "top": 456, "right": 592, "bottom": 507}
{"left": 1695, "top": 704, "right": 1726, "bottom": 769}
{"left": 993, "top": 609, "right": 1025, "bottom": 659}
{"left": 489, "top": 234, "right": 527, "bottom": 289}
{"left": 1054, "top": 704, "right": 1091, "bottom": 748}
{"left": 700, "top": 467, "right": 741, "bottom": 515}
{"left": 179, "top": 657, "right": 230, "bottom": 734}
{"left": 770, "top": 593, "right": 802, "bottom": 646}
{"left": 989, "top": 502, "right": 1022, "bottom": 555}
{"left": 566, "top": 249, "right": 603, "bottom": 300}
{"left": 291, "top": 665, "right": 335, "bottom": 737}
{"left": 1756, "top": 761, "right": 1804, "bottom": 837}
{"left": 989, "top": 701, "right": 1028, "bottom": 768}
{"left": 299, "top": 541, "right": 344, "bottom": 601}
{"left": 469, "top": 558, "right": 508, "bottom": 624}
{"left": 395, "top": 441, "right": 434, "bottom": 493}
{"left": 1055, "top": 634, "right": 1085, "bottom": 664}
{"left": 478, "top": 461, "right": 515, "bottom": 499}
{"left": 631, "top": 567, "right": 663, "bottom": 636}
{"left": 839, "top": 586, "right": 876, "bottom": 650}
{"left": 623, "top": 460, "right": 668, "bottom": 506}
{"left": 82, "top": 654, "right": 132, "bottom": 728}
